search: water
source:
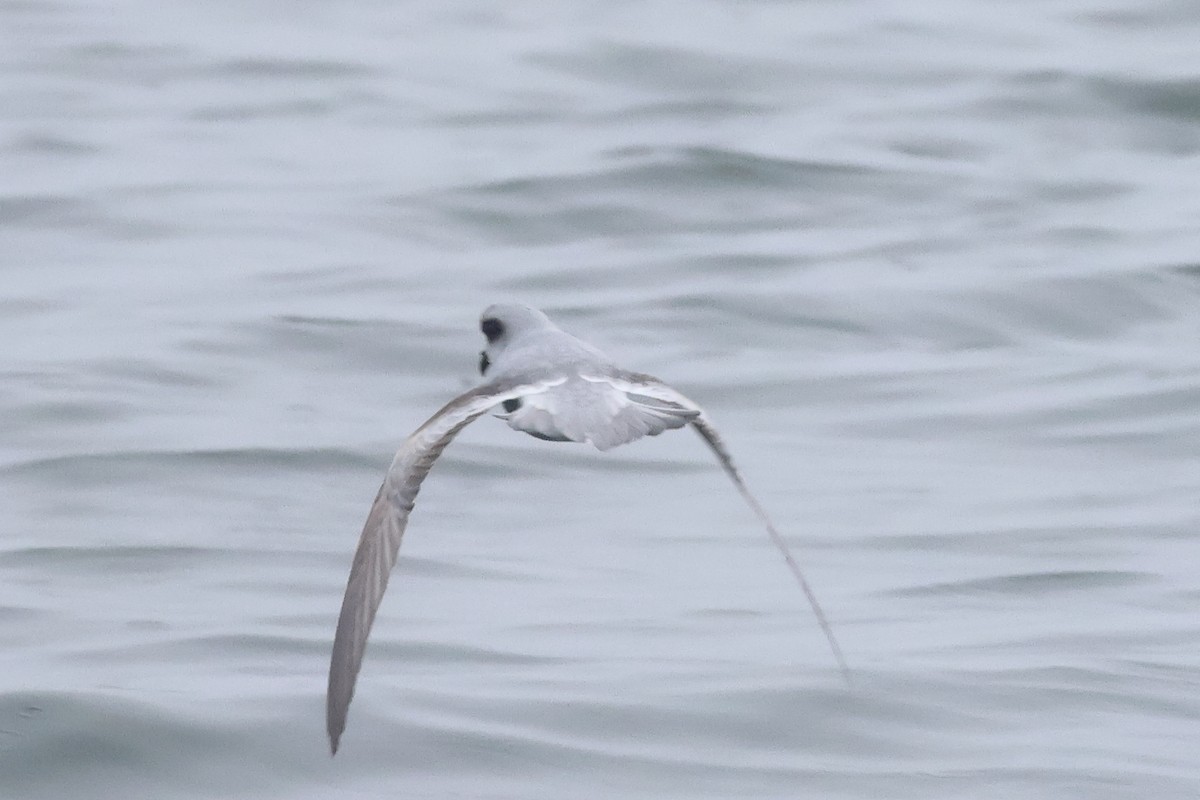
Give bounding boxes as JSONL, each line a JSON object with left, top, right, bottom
{"left": 3, "top": 1, "right": 1200, "bottom": 797}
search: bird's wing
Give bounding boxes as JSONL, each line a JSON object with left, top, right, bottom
{"left": 603, "top": 370, "right": 850, "bottom": 680}
{"left": 327, "top": 374, "right": 566, "bottom": 754}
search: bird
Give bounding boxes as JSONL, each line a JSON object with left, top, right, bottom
{"left": 326, "top": 303, "right": 847, "bottom": 754}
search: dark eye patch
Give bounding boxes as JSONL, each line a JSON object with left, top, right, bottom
{"left": 502, "top": 398, "right": 521, "bottom": 413}
{"left": 480, "top": 317, "right": 504, "bottom": 343}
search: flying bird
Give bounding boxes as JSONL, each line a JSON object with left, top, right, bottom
{"left": 327, "top": 304, "right": 847, "bottom": 754}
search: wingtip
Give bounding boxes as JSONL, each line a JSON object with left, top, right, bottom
{"left": 837, "top": 662, "right": 853, "bottom": 688}
{"left": 327, "top": 713, "right": 343, "bottom": 757}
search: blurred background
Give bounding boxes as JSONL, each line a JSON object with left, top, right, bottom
{"left": 2, "top": 1, "right": 1199, "bottom": 798}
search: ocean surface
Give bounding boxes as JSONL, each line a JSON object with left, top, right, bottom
{"left": 3, "top": 1, "right": 1199, "bottom": 798}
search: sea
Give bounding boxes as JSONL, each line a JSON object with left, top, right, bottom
{"left": 2, "top": 1, "right": 1199, "bottom": 798}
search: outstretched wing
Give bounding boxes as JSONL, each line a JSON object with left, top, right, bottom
{"left": 327, "top": 375, "right": 566, "bottom": 754}
{"left": 604, "top": 370, "right": 850, "bottom": 681}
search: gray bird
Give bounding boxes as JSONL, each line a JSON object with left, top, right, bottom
{"left": 327, "top": 304, "right": 847, "bottom": 754}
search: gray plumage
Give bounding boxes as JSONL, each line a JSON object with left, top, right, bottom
{"left": 326, "top": 304, "right": 847, "bottom": 754}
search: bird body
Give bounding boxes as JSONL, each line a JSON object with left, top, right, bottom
{"left": 478, "top": 304, "right": 696, "bottom": 449}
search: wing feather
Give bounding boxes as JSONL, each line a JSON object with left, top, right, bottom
{"left": 327, "top": 375, "right": 564, "bottom": 754}
{"left": 606, "top": 370, "right": 850, "bottom": 680}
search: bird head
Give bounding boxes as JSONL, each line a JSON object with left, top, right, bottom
{"left": 477, "top": 304, "right": 555, "bottom": 375}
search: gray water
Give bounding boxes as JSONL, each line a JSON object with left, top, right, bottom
{"left": 3, "top": 1, "right": 1200, "bottom": 798}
